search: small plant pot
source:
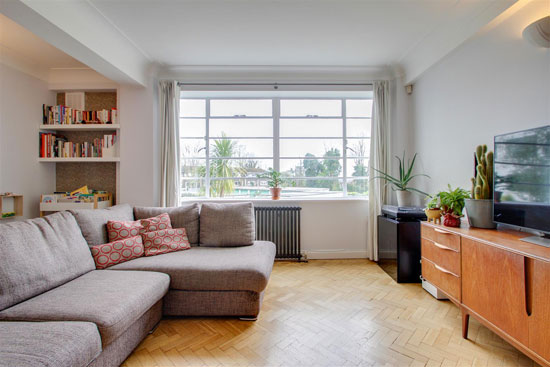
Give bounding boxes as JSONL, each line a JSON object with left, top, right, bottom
{"left": 395, "top": 190, "right": 413, "bottom": 207}
{"left": 465, "top": 199, "right": 497, "bottom": 229}
{"left": 425, "top": 208, "right": 442, "bottom": 224}
{"left": 443, "top": 213, "right": 461, "bottom": 228}
{"left": 270, "top": 187, "right": 281, "bottom": 200}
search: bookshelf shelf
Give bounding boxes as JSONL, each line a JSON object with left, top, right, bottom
{"left": 39, "top": 157, "right": 120, "bottom": 163}
{"left": 39, "top": 124, "right": 120, "bottom": 131}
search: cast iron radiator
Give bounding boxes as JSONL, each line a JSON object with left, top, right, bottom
{"left": 254, "top": 206, "right": 302, "bottom": 260}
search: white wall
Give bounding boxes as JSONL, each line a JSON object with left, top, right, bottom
{"left": 410, "top": 0, "right": 550, "bottom": 195}
{"left": 0, "top": 63, "right": 56, "bottom": 219}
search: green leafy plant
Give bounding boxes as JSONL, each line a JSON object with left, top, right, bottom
{"left": 265, "top": 169, "right": 283, "bottom": 188}
{"left": 426, "top": 194, "right": 441, "bottom": 210}
{"left": 373, "top": 152, "right": 430, "bottom": 196}
{"left": 209, "top": 134, "right": 244, "bottom": 197}
{"left": 438, "top": 185, "right": 471, "bottom": 216}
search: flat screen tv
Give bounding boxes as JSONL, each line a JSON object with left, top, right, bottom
{"left": 493, "top": 125, "right": 550, "bottom": 244}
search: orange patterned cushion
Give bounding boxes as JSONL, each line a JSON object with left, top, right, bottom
{"left": 140, "top": 213, "right": 172, "bottom": 233}
{"left": 141, "top": 228, "right": 190, "bottom": 257}
{"left": 90, "top": 236, "right": 144, "bottom": 269}
{"left": 106, "top": 219, "right": 143, "bottom": 242}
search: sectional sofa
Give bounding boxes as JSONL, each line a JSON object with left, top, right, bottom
{"left": 0, "top": 202, "right": 276, "bottom": 367}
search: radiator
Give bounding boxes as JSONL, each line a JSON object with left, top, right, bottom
{"left": 254, "top": 206, "right": 303, "bottom": 261}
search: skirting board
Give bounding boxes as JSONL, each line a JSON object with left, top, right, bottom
{"left": 304, "top": 250, "right": 369, "bottom": 259}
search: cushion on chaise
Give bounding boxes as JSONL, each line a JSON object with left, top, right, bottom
{"left": 0, "top": 270, "right": 169, "bottom": 346}
{"left": 0, "top": 211, "right": 95, "bottom": 311}
{"left": 200, "top": 202, "right": 255, "bottom": 246}
{"left": 134, "top": 203, "right": 200, "bottom": 245}
{"left": 0, "top": 321, "right": 101, "bottom": 367}
{"left": 70, "top": 204, "right": 134, "bottom": 246}
{"left": 109, "top": 241, "right": 276, "bottom": 292}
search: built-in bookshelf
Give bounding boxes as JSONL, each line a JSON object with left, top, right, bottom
{"left": 39, "top": 90, "right": 120, "bottom": 202}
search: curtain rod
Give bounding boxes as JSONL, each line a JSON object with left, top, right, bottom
{"left": 177, "top": 82, "right": 373, "bottom": 86}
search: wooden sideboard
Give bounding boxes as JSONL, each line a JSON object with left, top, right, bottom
{"left": 421, "top": 222, "right": 550, "bottom": 367}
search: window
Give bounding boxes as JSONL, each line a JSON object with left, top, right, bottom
{"left": 180, "top": 95, "right": 372, "bottom": 199}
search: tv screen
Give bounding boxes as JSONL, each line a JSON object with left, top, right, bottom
{"left": 493, "top": 125, "right": 550, "bottom": 233}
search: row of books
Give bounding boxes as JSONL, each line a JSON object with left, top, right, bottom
{"left": 39, "top": 133, "right": 117, "bottom": 158}
{"left": 42, "top": 104, "right": 118, "bottom": 125}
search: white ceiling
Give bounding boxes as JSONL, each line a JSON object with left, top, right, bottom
{"left": 0, "top": 13, "right": 86, "bottom": 69}
{"left": 87, "top": 0, "right": 497, "bottom": 67}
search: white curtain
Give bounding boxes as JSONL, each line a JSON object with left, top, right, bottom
{"left": 367, "top": 80, "right": 391, "bottom": 261}
{"left": 159, "top": 80, "right": 181, "bottom": 207}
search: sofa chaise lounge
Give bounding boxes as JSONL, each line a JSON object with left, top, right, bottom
{"left": 0, "top": 202, "right": 275, "bottom": 367}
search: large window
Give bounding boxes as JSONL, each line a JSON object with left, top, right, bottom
{"left": 180, "top": 95, "right": 371, "bottom": 199}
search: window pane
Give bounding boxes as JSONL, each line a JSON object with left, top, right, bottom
{"left": 346, "top": 139, "right": 370, "bottom": 157}
{"left": 180, "top": 99, "right": 205, "bottom": 117}
{"left": 280, "top": 119, "right": 342, "bottom": 137}
{"left": 180, "top": 118, "right": 205, "bottom": 138}
{"left": 285, "top": 179, "right": 344, "bottom": 198}
{"left": 210, "top": 118, "right": 272, "bottom": 137}
{"left": 181, "top": 179, "right": 206, "bottom": 198}
{"left": 280, "top": 158, "right": 342, "bottom": 177}
{"left": 347, "top": 118, "right": 371, "bottom": 138}
{"left": 280, "top": 139, "right": 342, "bottom": 158}
{"left": 347, "top": 158, "right": 368, "bottom": 177}
{"left": 208, "top": 178, "right": 271, "bottom": 198}
{"left": 281, "top": 100, "right": 341, "bottom": 117}
{"left": 210, "top": 99, "right": 272, "bottom": 117}
{"left": 182, "top": 159, "right": 206, "bottom": 177}
{"left": 181, "top": 139, "right": 206, "bottom": 157}
{"left": 346, "top": 99, "right": 372, "bottom": 118}
{"left": 210, "top": 138, "right": 272, "bottom": 158}
{"left": 347, "top": 178, "right": 369, "bottom": 196}
{"left": 209, "top": 158, "right": 273, "bottom": 178}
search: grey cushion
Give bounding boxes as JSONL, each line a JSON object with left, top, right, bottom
{"left": 0, "top": 270, "right": 170, "bottom": 347}
{"left": 70, "top": 204, "right": 134, "bottom": 246}
{"left": 134, "top": 203, "right": 200, "bottom": 245}
{"left": 200, "top": 202, "right": 255, "bottom": 246}
{"left": 0, "top": 211, "right": 95, "bottom": 311}
{"left": 0, "top": 321, "right": 101, "bottom": 367}
{"left": 109, "top": 241, "right": 276, "bottom": 292}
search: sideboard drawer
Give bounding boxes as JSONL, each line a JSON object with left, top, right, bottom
{"left": 422, "top": 225, "right": 461, "bottom": 252}
{"left": 421, "top": 238, "right": 461, "bottom": 276}
{"left": 422, "top": 257, "right": 461, "bottom": 301}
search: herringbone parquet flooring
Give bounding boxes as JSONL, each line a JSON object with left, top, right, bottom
{"left": 122, "top": 260, "right": 537, "bottom": 367}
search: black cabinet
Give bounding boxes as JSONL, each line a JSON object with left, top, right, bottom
{"left": 378, "top": 206, "right": 425, "bottom": 283}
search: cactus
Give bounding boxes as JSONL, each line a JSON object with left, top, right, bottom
{"left": 471, "top": 144, "right": 494, "bottom": 200}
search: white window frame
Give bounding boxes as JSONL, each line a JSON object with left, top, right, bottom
{"left": 179, "top": 96, "right": 371, "bottom": 199}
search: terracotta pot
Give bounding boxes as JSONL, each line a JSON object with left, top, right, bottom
{"left": 424, "top": 208, "right": 442, "bottom": 224}
{"left": 443, "top": 213, "right": 461, "bottom": 228}
{"left": 270, "top": 187, "right": 281, "bottom": 200}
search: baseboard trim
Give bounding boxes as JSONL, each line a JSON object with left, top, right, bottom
{"left": 303, "top": 250, "right": 369, "bottom": 259}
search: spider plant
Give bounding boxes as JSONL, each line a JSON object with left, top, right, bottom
{"left": 438, "top": 185, "right": 471, "bottom": 216}
{"left": 373, "top": 152, "right": 430, "bottom": 196}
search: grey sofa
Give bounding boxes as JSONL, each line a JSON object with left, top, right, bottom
{"left": 0, "top": 202, "right": 276, "bottom": 367}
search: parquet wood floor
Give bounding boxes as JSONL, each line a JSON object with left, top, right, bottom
{"left": 122, "top": 260, "right": 537, "bottom": 367}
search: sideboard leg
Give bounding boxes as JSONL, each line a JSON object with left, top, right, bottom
{"left": 462, "top": 311, "right": 470, "bottom": 339}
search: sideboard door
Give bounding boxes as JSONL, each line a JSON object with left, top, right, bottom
{"left": 462, "top": 238, "right": 529, "bottom": 346}
{"left": 529, "top": 259, "right": 550, "bottom": 362}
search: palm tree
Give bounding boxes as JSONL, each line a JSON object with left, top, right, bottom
{"left": 210, "top": 134, "right": 244, "bottom": 197}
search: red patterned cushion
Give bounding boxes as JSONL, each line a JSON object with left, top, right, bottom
{"left": 90, "top": 236, "right": 144, "bottom": 269}
{"left": 141, "top": 228, "right": 190, "bottom": 257}
{"left": 106, "top": 220, "right": 143, "bottom": 242}
{"left": 140, "top": 213, "right": 172, "bottom": 233}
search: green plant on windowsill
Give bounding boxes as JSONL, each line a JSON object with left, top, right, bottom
{"left": 260, "top": 169, "right": 286, "bottom": 200}
{"left": 372, "top": 152, "right": 430, "bottom": 207}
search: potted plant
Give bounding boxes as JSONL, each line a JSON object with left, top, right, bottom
{"left": 437, "top": 185, "right": 471, "bottom": 227}
{"left": 424, "top": 194, "right": 443, "bottom": 224}
{"left": 266, "top": 169, "right": 283, "bottom": 200}
{"left": 373, "top": 152, "right": 430, "bottom": 207}
{"left": 464, "top": 144, "right": 497, "bottom": 228}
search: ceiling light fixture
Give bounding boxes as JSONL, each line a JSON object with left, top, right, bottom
{"left": 522, "top": 16, "right": 550, "bottom": 48}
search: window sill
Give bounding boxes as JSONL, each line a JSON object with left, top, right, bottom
{"left": 181, "top": 197, "right": 368, "bottom": 203}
